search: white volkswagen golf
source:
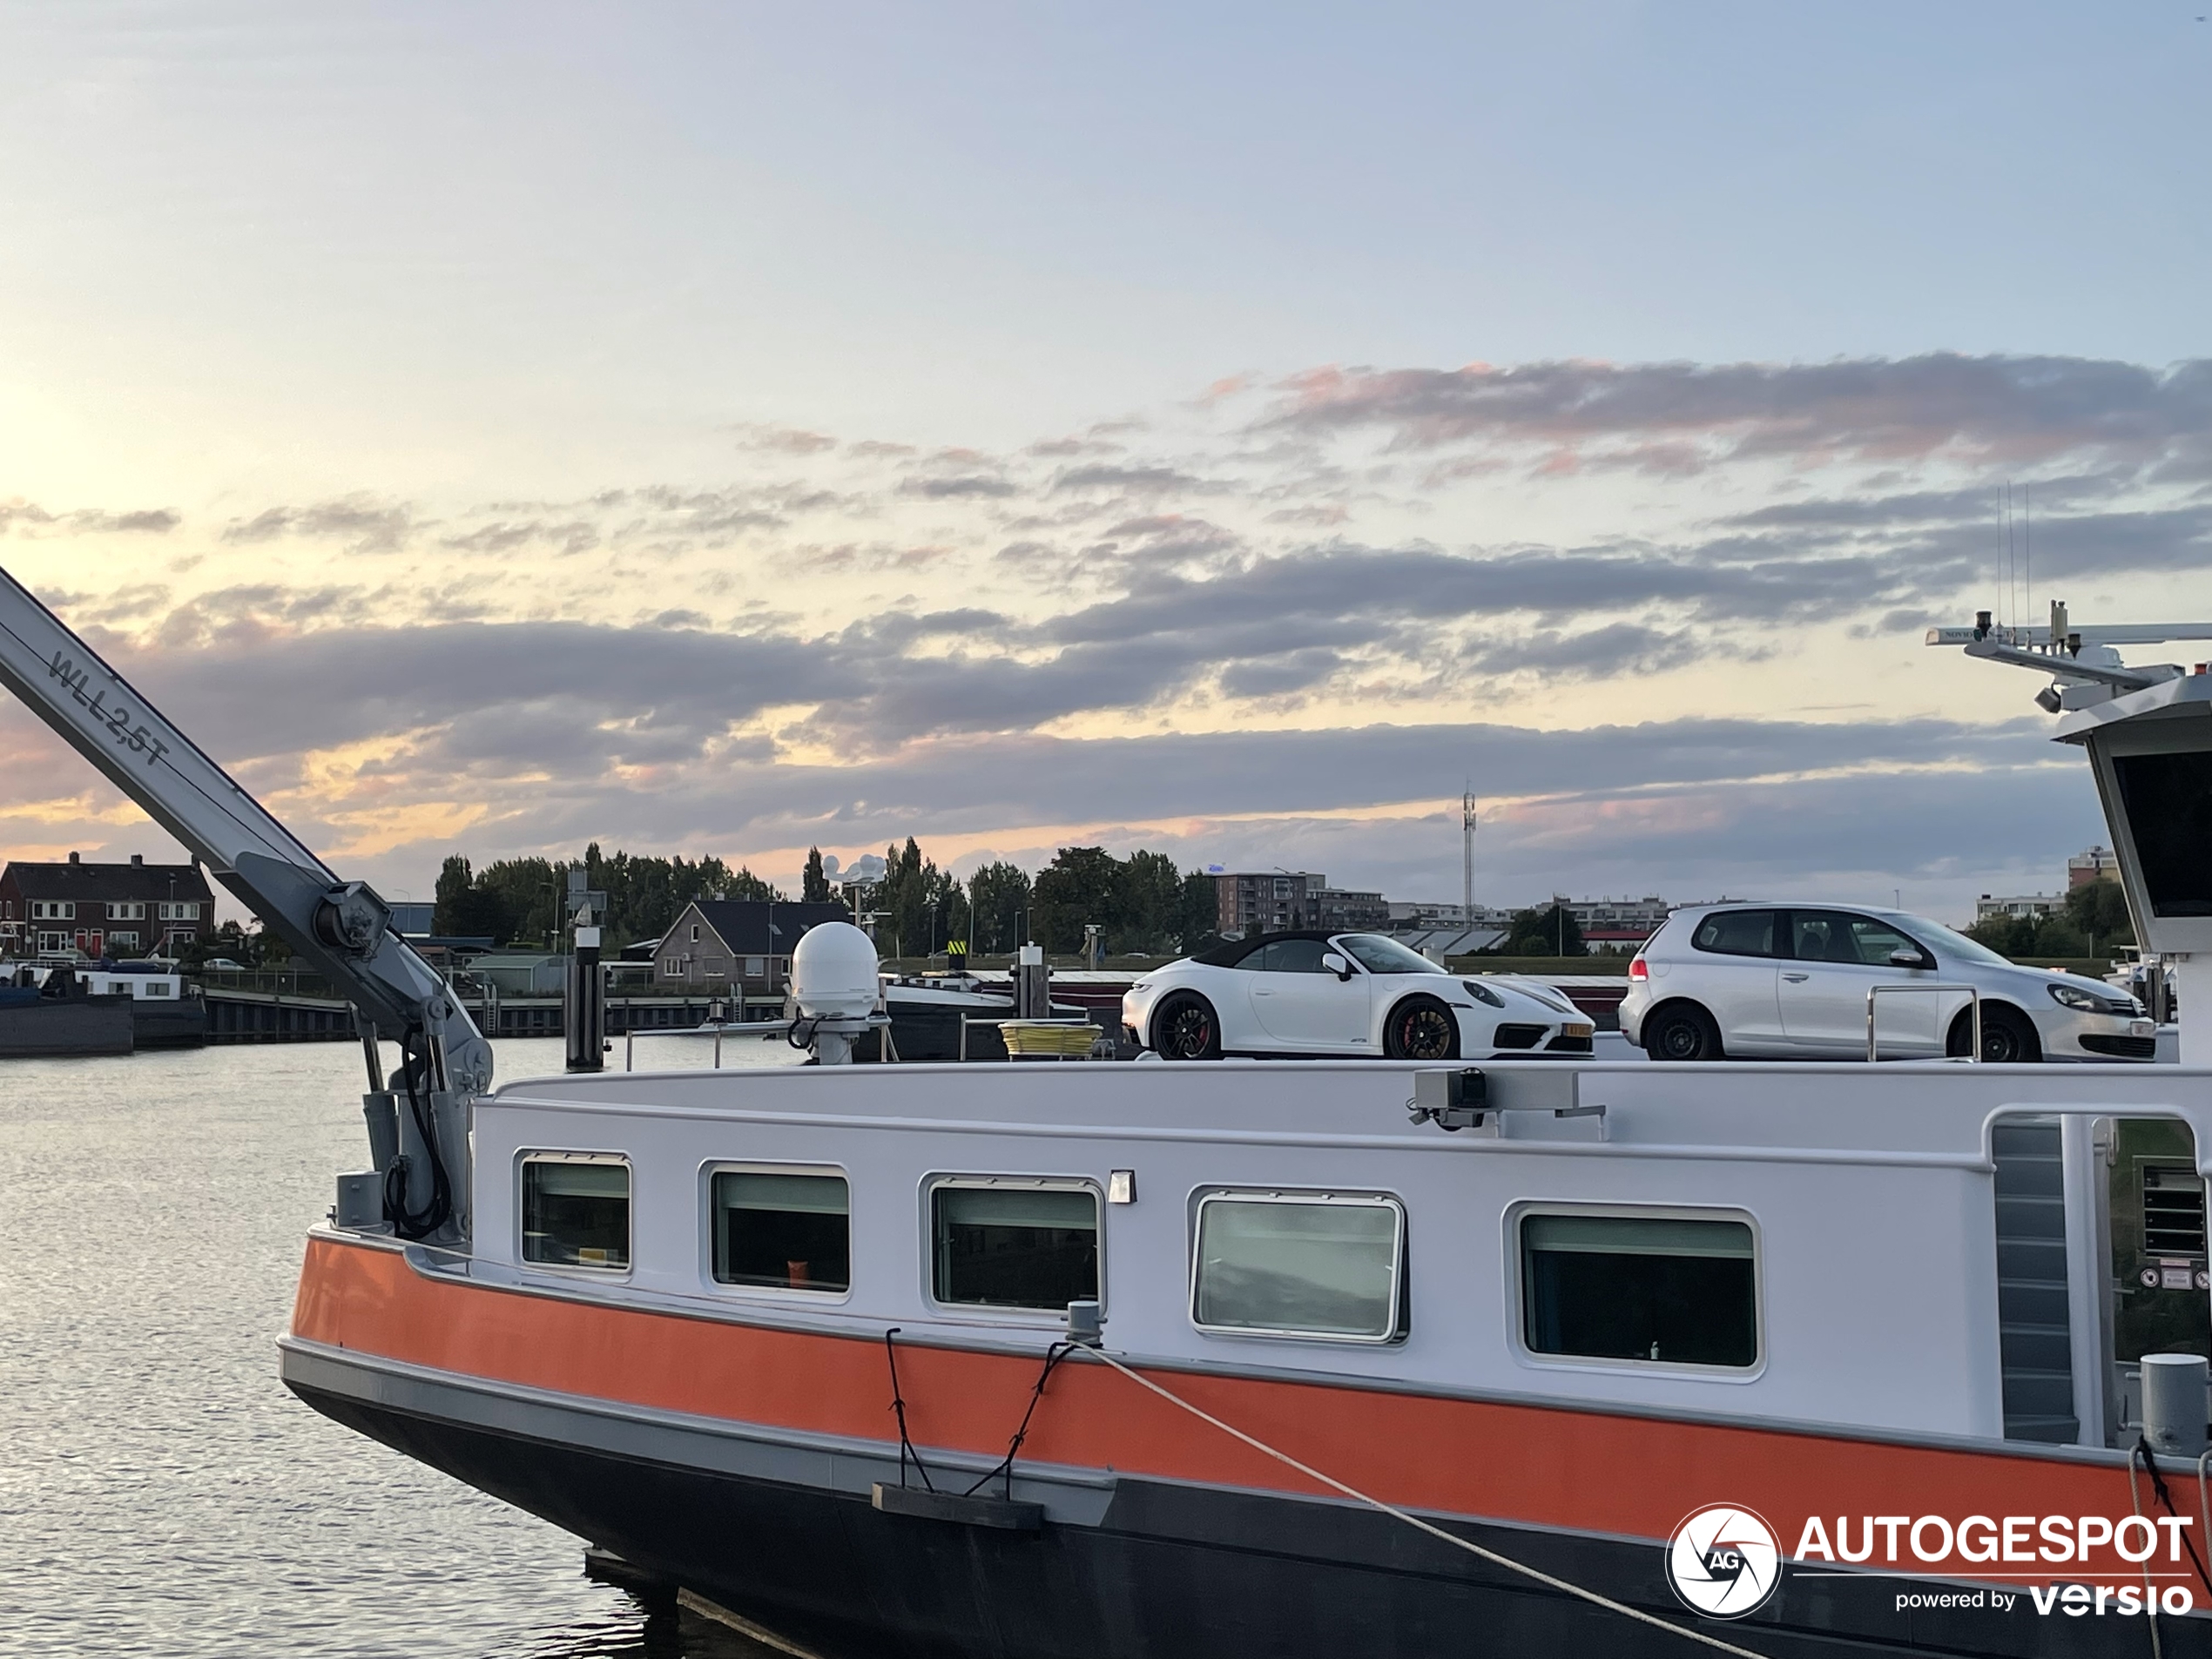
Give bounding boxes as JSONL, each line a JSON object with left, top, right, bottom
{"left": 1619, "top": 902, "right": 2155, "bottom": 1063}
{"left": 1121, "top": 930, "right": 1592, "bottom": 1061}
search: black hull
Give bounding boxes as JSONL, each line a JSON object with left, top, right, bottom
{"left": 290, "top": 1379, "right": 2198, "bottom": 1659}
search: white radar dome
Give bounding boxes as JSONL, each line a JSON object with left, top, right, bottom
{"left": 790, "top": 922, "right": 880, "bottom": 1021}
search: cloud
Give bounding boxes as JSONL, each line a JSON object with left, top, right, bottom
{"left": 222, "top": 496, "right": 416, "bottom": 553}
{"left": 1265, "top": 354, "right": 2212, "bottom": 475}
{"left": 898, "top": 475, "right": 1018, "bottom": 499}
{"left": 0, "top": 501, "right": 179, "bottom": 536}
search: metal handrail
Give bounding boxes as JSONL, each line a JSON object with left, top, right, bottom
{"left": 625, "top": 1017, "right": 790, "bottom": 1070}
{"left": 1866, "top": 981, "right": 1981, "bottom": 1062}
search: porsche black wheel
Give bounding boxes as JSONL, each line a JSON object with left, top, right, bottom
{"left": 1384, "top": 995, "right": 1460, "bottom": 1061}
{"left": 1154, "top": 993, "right": 1223, "bottom": 1060}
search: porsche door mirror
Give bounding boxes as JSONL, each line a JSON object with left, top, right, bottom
{"left": 1320, "top": 951, "right": 1352, "bottom": 980}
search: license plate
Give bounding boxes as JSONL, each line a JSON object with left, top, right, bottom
{"left": 1564, "top": 1022, "right": 1594, "bottom": 1038}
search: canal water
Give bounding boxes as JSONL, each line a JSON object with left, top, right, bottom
{"left": 0, "top": 1036, "right": 809, "bottom": 1659}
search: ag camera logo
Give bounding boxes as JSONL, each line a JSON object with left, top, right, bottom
{"left": 1666, "top": 1505, "right": 1782, "bottom": 1618}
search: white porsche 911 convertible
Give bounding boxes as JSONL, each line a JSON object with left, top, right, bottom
{"left": 1119, "top": 930, "right": 1595, "bottom": 1061}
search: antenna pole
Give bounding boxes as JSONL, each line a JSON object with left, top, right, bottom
{"left": 1460, "top": 789, "right": 1476, "bottom": 922}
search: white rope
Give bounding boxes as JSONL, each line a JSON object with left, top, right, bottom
{"left": 1072, "top": 1345, "right": 1771, "bottom": 1658}
{"left": 2128, "top": 1447, "right": 2166, "bottom": 1659}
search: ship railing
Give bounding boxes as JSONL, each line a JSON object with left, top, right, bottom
{"left": 1866, "top": 981, "right": 1982, "bottom": 1062}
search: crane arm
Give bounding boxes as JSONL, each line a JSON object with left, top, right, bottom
{"left": 0, "top": 559, "right": 491, "bottom": 1092}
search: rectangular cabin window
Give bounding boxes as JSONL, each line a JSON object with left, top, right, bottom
{"left": 931, "top": 1182, "right": 1098, "bottom": 1311}
{"left": 712, "top": 1170, "right": 850, "bottom": 1291}
{"left": 1192, "top": 1192, "right": 1403, "bottom": 1341}
{"left": 1521, "top": 1212, "right": 1757, "bottom": 1368}
{"left": 521, "top": 1157, "right": 631, "bottom": 1270}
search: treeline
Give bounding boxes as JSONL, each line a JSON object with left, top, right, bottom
{"left": 431, "top": 844, "right": 778, "bottom": 948}
{"left": 1965, "top": 880, "right": 2133, "bottom": 959}
{"left": 829, "top": 840, "right": 1221, "bottom": 958}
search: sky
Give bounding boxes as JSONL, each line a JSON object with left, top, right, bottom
{"left": 2, "top": 3, "right": 2209, "bottom": 923}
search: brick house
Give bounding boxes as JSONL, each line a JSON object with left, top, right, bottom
{"left": 0, "top": 851, "right": 217, "bottom": 961}
{"left": 653, "top": 900, "right": 853, "bottom": 997}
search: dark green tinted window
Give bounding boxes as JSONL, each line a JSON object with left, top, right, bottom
{"left": 522, "top": 1159, "right": 630, "bottom": 1270}
{"left": 712, "top": 1170, "right": 850, "bottom": 1292}
{"left": 932, "top": 1184, "right": 1097, "bottom": 1310}
{"left": 1521, "top": 1213, "right": 1755, "bottom": 1367}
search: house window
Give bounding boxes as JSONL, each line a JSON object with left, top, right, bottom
{"left": 1192, "top": 1191, "right": 1404, "bottom": 1342}
{"left": 157, "top": 901, "right": 199, "bottom": 921}
{"left": 930, "top": 1179, "right": 1098, "bottom": 1311}
{"left": 711, "top": 1170, "right": 849, "bottom": 1291}
{"left": 690, "top": 924, "right": 700, "bottom": 941}
{"left": 32, "top": 901, "right": 75, "bottom": 921}
{"left": 109, "top": 932, "right": 140, "bottom": 951}
{"left": 521, "top": 1156, "right": 631, "bottom": 1270}
{"left": 745, "top": 956, "right": 765, "bottom": 978}
{"left": 106, "top": 902, "right": 145, "bottom": 921}
{"left": 1520, "top": 1211, "right": 1757, "bottom": 1368}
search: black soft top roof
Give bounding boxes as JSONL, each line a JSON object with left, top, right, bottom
{"left": 1192, "top": 929, "right": 1354, "bottom": 968}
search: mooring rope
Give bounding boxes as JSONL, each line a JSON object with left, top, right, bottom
{"left": 1071, "top": 1345, "right": 1772, "bottom": 1659}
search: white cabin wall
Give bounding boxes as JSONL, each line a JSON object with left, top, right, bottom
{"left": 467, "top": 1061, "right": 2212, "bottom": 1447}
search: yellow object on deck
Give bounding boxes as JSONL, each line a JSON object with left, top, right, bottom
{"left": 998, "top": 1020, "right": 1101, "bottom": 1057}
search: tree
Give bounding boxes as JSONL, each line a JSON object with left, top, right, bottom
{"left": 1111, "top": 851, "right": 1184, "bottom": 954}
{"left": 431, "top": 855, "right": 505, "bottom": 941}
{"left": 802, "top": 846, "right": 831, "bottom": 903}
{"left": 1967, "top": 880, "right": 2134, "bottom": 961}
{"left": 1032, "top": 846, "right": 1122, "bottom": 954}
{"left": 1501, "top": 902, "right": 1584, "bottom": 957}
{"left": 1175, "top": 870, "right": 1224, "bottom": 954}
{"left": 2065, "top": 879, "right": 2134, "bottom": 954}
{"left": 968, "top": 861, "right": 1032, "bottom": 954}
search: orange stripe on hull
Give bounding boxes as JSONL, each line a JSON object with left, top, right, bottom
{"left": 293, "top": 1234, "right": 2146, "bottom": 1578}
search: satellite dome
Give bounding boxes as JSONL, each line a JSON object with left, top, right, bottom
{"left": 790, "top": 922, "right": 880, "bottom": 1021}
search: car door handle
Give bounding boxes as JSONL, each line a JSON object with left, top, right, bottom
{"left": 1782, "top": 972, "right": 1810, "bottom": 982}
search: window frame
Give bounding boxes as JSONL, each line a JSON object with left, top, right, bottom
{"left": 698, "top": 1160, "right": 854, "bottom": 1302}
{"left": 1188, "top": 1187, "right": 1408, "bottom": 1346}
{"left": 516, "top": 1150, "right": 634, "bottom": 1278}
{"left": 921, "top": 1172, "right": 1104, "bottom": 1323}
{"left": 1507, "top": 1201, "right": 1765, "bottom": 1381}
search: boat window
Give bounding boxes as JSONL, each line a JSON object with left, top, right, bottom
{"left": 522, "top": 1156, "right": 631, "bottom": 1271}
{"left": 1192, "top": 1192, "right": 1403, "bottom": 1341}
{"left": 1691, "top": 910, "right": 1777, "bottom": 958}
{"left": 1520, "top": 1211, "right": 1756, "bottom": 1367}
{"left": 2115, "top": 751, "right": 2212, "bottom": 917}
{"left": 931, "top": 1181, "right": 1098, "bottom": 1311}
{"left": 712, "top": 1170, "right": 850, "bottom": 1292}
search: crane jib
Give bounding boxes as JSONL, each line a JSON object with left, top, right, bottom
{"left": 44, "top": 650, "right": 172, "bottom": 769}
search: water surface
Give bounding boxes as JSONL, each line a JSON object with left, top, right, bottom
{"left": 0, "top": 1035, "right": 804, "bottom": 1659}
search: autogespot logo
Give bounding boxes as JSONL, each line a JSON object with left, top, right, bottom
{"left": 1667, "top": 1505, "right": 1783, "bottom": 1618}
